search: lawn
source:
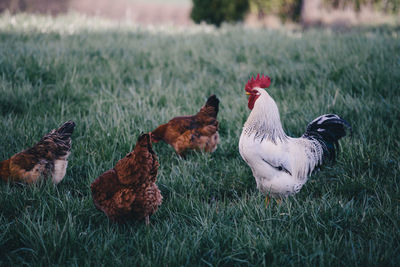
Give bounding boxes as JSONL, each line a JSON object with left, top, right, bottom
{"left": 0, "top": 13, "right": 399, "bottom": 266}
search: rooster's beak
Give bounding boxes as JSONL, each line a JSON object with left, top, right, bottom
{"left": 245, "top": 92, "right": 251, "bottom": 95}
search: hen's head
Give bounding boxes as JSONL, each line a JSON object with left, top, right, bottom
{"left": 133, "top": 133, "right": 155, "bottom": 156}
{"left": 245, "top": 74, "right": 271, "bottom": 110}
{"left": 136, "top": 133, "right": 152, "bottom": 147}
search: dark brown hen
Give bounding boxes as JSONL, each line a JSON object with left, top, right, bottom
{"left": 0, "top": 120, "right": 75, "bottom": 184}
{"left": 151, "top": 95, "right": 220, "bottom": 156}
{"left": 91, "top": 133, "right": 162, "bottom": 224}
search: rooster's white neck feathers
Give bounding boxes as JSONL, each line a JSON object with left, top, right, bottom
{"left": 243, "top": 89, "right": 287, "bottom": 143}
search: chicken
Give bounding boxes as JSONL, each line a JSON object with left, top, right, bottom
{"left": 91, "top": 133, "right": 162, "bottom": 224}
{"left": 0, "top": 120, "right": 75, "bottom": 184}
{"left": 239, "top": 74, "right": 351, "bottom": 201}
{"left": 150, "top": 95, "right": 220, "bottom": 156}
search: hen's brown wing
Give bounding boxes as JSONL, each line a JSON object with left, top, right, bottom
{"left": 7, "top": 153, "right": 48, "bottom": 183}
{"left": 151, "top": 115, "right": 195, "bottom": 143}
{"left": 151, "top": 116, "right": 218, "bottom": 154}
{"left": 91, "top": 169, "right": 136, "bottom": 222}
{"left": 150, "top": 95, "right": 220, "bottom": 155}
{"left": 91, "top": 169, "right": 122, "bottom": 207}
{"left": 164, "top": 114, "right": 219, "bottom": 155}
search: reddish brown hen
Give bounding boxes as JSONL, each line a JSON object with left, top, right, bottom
{"left": 151, "top": 94, "right": 220, "bottom": 156}
{"left": 0, "top": 120, "right": 75, "bottom": 184}
{"left": 91, "top": 133, "right": 162, "bottom": 224}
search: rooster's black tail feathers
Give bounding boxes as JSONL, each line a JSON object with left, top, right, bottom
{"left": 302, "top": 114, "right": 351, "bottom": 161}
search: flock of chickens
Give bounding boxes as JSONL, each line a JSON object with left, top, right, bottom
{"left": 0, "top": 74, "right": 351, "bottom": 224}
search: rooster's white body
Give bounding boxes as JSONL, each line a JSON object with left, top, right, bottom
{"left": 239, "top": 84, "right": 349, "bottom": 197}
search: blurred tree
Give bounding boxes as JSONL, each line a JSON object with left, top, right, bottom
{"left": 323, "top": 0, "right": 399, "bottom": 12}
{"left": 248, "top": 0, "right": 398, "bottom": 23}
{"left": 249, "top": 0, "right": 303, "bottom": 21}
{"left": 191, "top": 0, "right": 250, "bottom": 26}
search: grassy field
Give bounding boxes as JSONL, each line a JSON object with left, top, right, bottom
{"left": 0, "top": 13, "right": 399, "bottom": 266}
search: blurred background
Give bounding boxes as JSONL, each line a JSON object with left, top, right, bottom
{"left": 0, "top": 0, "right": 398, "bottom": 27}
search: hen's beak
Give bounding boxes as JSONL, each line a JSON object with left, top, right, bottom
{"left": 245, "top": 92, "right": 251, "bottom": 95}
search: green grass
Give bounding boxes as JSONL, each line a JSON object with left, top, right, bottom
{"left": 0, "top": 13, "right": 399, "bottom": 266}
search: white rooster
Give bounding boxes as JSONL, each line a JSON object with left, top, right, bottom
{"left": 239, "top": 74, "right": 350, "bottom": 203}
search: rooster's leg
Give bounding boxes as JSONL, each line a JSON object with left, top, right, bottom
{"left": 265, "top": 196, "right": 270, "bottom": 208}
{"left": 265, "top": 196, "right": 282, "bottom": 207}
{"left": 145, "top": 215, "right": 150, "bottom": 226}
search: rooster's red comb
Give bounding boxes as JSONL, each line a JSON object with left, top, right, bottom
{"left": 245, "top": 74, "right": 271, "bottom": 92}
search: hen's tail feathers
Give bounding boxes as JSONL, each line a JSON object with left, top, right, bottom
{"left": 302, "top": 114, "right": 351, "bottom": 161}
{"left": 203, "top": 95, "right": 219, "bottom": 118}
{"left": 56, "top": 120, "right": 76, "bottom": 137}
{"left": 49, "top": 120, "right": 75, "bottom": 155}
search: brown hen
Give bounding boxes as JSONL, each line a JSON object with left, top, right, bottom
{"left": 91, "top": 133, "right": 162, "bottom": 224}
{"left": 0, "top": 120, "right": 75, "bottom": 184}
{"left": 151, "top": 94, "right": 220, "bottom": 156}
